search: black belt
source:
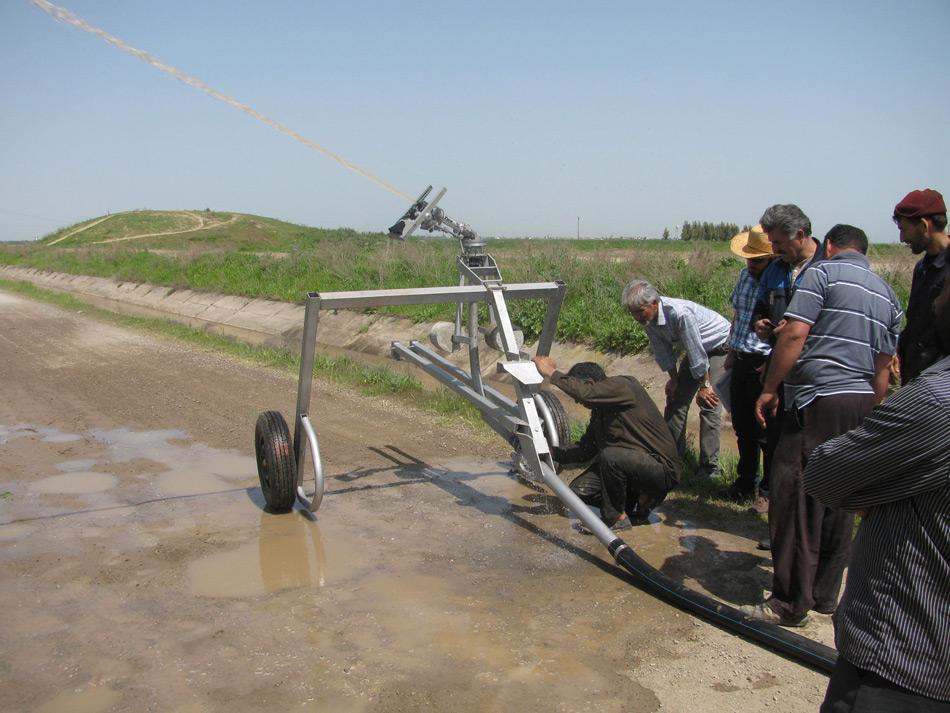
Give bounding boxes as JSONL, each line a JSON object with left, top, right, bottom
{"left": 734, "top": 351, "right": 767, "bottom": 365}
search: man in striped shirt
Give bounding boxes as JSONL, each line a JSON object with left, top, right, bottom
{"left": 745, "top": 225, "right": 903, "bottom": 627}
{"left": 803, "top": 282, "right": 950, "bottom": 708}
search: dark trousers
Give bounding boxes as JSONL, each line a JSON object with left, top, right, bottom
{"left": 822, "top": 658, "right": 950, "bottom": 712}
{"left": 767, "top": 393, "right": 875, "bottom": 621}
{"left": 729, "top": 352, "right": 769, "bottom": 496}
{"left": 760, "top": 392, "right": 785, "bottom": 498}
{"left": 569, "top": 447, "right": 675, "bottom": 522}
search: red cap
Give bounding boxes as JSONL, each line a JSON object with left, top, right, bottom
{"left": 894, "top": 189, "right": 946, "bottom": 219}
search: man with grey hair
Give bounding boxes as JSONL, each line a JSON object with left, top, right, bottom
{"left": 623, "top": 278, "right": 731, "bottom": 480}
{"left": 746, "top": 204, "right": 825, "bottom": 519}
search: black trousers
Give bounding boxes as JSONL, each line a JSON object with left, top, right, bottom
{"left": 822, "top": 658, "right": 950, "bottom": 712}
{"left": 767, "top": 393, "right": 875, "bottom": 621}
{"left": 568, "top": 447, "right": 675, "bottom": 522}
{"left": 729, "top": 352, "right": 768, "bottom": 495}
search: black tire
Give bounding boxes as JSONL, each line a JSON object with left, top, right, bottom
{"left": 536, "top": 390, "right": 571, "bottom": 449}
{"left": 255, "top": 411, "right": 297, "bottom": 513}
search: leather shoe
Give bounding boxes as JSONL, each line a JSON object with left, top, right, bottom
{"left": 726, "top": 482, "right": 755, "bottom": 501}
{"left": 739, "top": 602, "right": 808, "bottom": 627}
{"left": 748, "top": 496, "right": 769, "bottom": 514}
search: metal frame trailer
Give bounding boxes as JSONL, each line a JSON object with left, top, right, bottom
{"left": 253, "top": 187, "right": 838, "bottom": 674}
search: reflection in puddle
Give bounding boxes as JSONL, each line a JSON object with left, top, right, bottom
{"left": 185, "top": 511, "right": 341, "bottom": 597}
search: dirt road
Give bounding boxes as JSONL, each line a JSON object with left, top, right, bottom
{"left": 0, "top": 290, "right": 834, "bottom": 712}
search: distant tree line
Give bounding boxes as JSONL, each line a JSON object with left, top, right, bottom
{"left": 674, "top": 221, "right": 751, "bottom": 242}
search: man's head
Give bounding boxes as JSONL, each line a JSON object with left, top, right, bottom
{"left": 759, "top": 204, "right": 814, "bottom": 263}
{"left": 564, "top": 361, "right": 607, "bottom": 407}
{"left": 622, "top": 278, "right": 660, "bottom": 325}
{"left": 893, "top": 189, "right": 948, "bottom": 255}
{"left": 823, "top": 224, "right": 868, "bottom": 257}
{"left": 746, "top": 255, "right": 773, "bottom": 279}
{"left": 566, "top": 361, "right": 607, "bottom": 383}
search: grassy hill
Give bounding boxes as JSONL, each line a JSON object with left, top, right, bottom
{"left": 37, "top": 209, "right": 385, "bottom": 252}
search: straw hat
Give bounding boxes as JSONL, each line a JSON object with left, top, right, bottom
{"left": 730, "top": 224, "right": 774, "bottom": 258}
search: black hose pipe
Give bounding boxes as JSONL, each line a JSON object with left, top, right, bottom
{"left": 608, "top": 539, "right": 837, "bottom": 674}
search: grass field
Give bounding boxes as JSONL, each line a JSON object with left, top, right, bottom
{"left": 0, "top": 209, "right": 916, "bottom": 355}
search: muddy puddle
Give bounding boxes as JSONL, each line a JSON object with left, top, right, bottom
{"left": 0, "top": 419, "right": 793, "bottom": 712}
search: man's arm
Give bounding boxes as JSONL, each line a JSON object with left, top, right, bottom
{"left": 754, "top": 318, "right": 810, "bottom": 426}
{"left": 674, "top": 310, "right": 711, "bottom": 379}
{"left": 552, "top": 425, "right": 597, "bottom": 466}
{"left": 871, "top": 351, "right": 894, "bottom": 402}
{"left": 804, "top": 377, "right": 950, "bottom": 510}
{"left": 532, "top": 356, "right": 637, "bottom": 407}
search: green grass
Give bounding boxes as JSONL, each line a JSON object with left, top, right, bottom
{"left": 1, "top": 210, "right": 915, "bottom": 355}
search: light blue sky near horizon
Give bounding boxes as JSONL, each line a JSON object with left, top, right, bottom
{"left": 1, "top": 0, "right": 948, "bottom": 244}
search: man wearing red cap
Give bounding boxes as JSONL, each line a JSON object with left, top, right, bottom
{"left": 893, "top": 188, "right": 950, "bottom": 384}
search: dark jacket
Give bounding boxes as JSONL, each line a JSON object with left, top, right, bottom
{"left": 548, "top": 372, "right": 681, "bottom": 483}
{"left": 898, "top": 245, "right": 950, "bottom": 384}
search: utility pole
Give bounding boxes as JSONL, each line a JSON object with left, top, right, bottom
{"left": 577, "top": 217, "right": 580, "bottom": 240}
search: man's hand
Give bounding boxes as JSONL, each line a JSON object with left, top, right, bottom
{"left": 531, "top": 355, "right": 557, "bottom": 379}
{"left": 754, "top": 317, "right": 786, "bottom": 342}
{"left": 888, "top": 354, "right": 901, "bottom": 386}
{"left": 755, "top": 389, "right": 779, "bottom": 428}
{"left": 697, "top": 386, "right": 719, "bottom": 409}
{"left": 664, "top": 376, "right": 678, "bottom": 400}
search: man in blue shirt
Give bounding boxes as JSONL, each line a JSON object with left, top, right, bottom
{"left": 622, "top": 278, "right": 731, "bottom": 481}
{"left": 725, "top": 225, "right": 775, "bottom": 502}
{"left": 746, "top": 225, "right": 903, "bottom": 627}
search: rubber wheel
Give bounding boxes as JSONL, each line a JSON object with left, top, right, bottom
{"left": 255, "top": 411, "right": 296, "bottom": 513}
{"left": 536, "top": 390, "right": 571, "bottom": 450}
{"left": 515, "top": 390, "right": 572, "bottom": 486}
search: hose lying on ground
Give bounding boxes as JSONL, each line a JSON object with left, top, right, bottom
{"left": 607, "top": 538, "right": 837, "bottom": 674}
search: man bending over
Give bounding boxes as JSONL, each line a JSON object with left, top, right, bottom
{"left": 532, "top": 357, "right": 680, "bottom": 531}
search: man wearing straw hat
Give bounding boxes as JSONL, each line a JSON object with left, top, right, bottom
{"left": 724, "top": 226, "right": 775, "bottom": 503}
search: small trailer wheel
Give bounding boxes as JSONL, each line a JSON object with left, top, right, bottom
{"left": 515, "top": 390, "right": 572, "bottom": 487}
{"left": 537, "top": 390, "right": 571, "bottom": 453}
{"left": 255, "top": 410, "right": 297, "bottom": 513}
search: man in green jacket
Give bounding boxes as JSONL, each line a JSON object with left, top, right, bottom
{"left": 532, "top": 356, "right": 681, "bottom": 530}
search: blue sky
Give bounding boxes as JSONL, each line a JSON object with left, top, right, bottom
{"left": 2, "top": 0, "right": 948, "bottom": 243}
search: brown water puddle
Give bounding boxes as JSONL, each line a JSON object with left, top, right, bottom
{"left": 185, "top": 511, "right": 339, "bottom": 597}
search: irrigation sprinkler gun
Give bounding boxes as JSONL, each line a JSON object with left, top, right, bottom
{"left": 253, "top": 187, "right": 838, "bottom": 674}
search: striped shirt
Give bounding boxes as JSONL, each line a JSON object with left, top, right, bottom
{"left": 644, "top": 297, "right": 732, "bottom": 380}
{"left": 783, "top": 251, "right": 902, "bottom": 409}
{"left": 803, "top": 357, "right": 950, "bottom": 701}
{"left": 728, "top": 268, "right": 771, "bottom": 356}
